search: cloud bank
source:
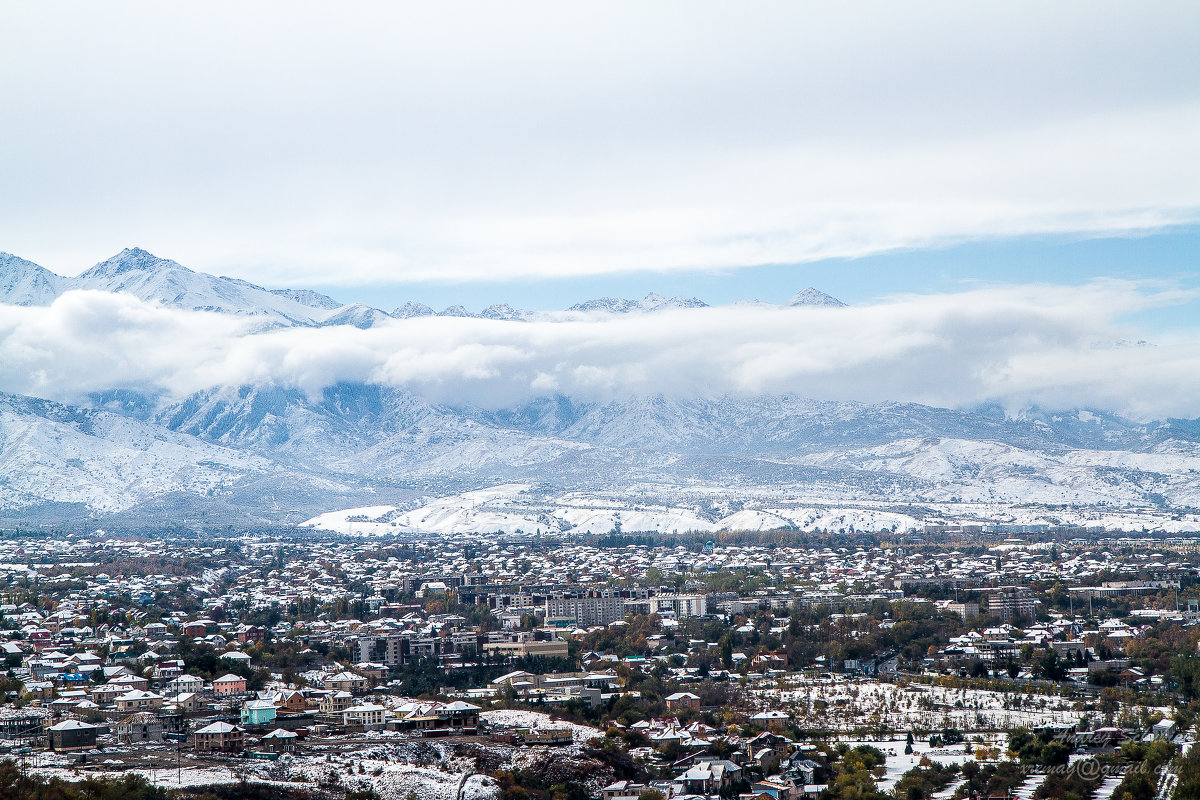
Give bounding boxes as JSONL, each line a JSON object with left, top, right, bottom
{"left": 1, "top": 283, "right": 1197, "bottom": 420}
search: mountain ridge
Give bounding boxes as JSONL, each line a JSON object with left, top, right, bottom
{"left": 4, "top": 247, "right": 1196, "bottom": 530}
{"left": 1, "top": 247, "right": 845, "bottom": 324}
{"left": 2, "top": 382, "right": 1197, "bottom": 526}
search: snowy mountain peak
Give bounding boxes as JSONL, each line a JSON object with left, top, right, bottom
{"left": 79, "top": 247, "right": 189, "bottom": 279}
{"left": 392, "top": 301, "right": 435, "bottom": 319}
{"left": 569, "top": 293, "right": 708, "bottom": 314}
{"left": 267, "top": 287, "right": 342, "bottom": 310}
{"left": 479, "top": 303, "right": 529, "bottom": 321}
{"left": 6, "top": 247, "right": 849, "bottom": 324}
{"left": 788, "top": 287, "right": 846, "bottom": 308}
{"left": 0, "top": 252, "right": 62, "bottom": 306}
{"left": 70, "top": 248, "right": 329, "bottom": 324}
{"left": 319, "top": 303, "right": 395, "bottom": 329}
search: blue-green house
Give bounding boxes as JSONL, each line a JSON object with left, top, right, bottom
{"left": 240, "top": 699, "right": 277, "bottom": 726}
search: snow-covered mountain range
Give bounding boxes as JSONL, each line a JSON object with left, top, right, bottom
{"left": 2, "top": 248, "right": 339, "bottom": 325}
{"left": 0, "top": 247, "right": 836, "bottom": 326}
{"left": 0, "top": 381, "right": 1197, "bottom": 530}
{"left": 2, "top": 247, "right": 1199, "bottom": 531}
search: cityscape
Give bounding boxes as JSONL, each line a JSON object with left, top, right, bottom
{"left": 3, "top": 2, "right": 1200, "bottom": 800}
{"left": 0, "top": 528, "right": 1199, "bottom": 800}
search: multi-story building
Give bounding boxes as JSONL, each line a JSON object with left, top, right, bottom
{"left": 987, "top": 588, "right": 1037, "bottom": 622}
{"left": 651, "top": 594, "right": 709, "bottom": 618}
{"left": 544, "top": 590, "right": 632, "bottom": 627}
{"left": 945, "top": 601, "right": 979, "bottom": 620}
{"left": 352, "top": 634, "right": 407, "bottom": 667}
{"left": 483, "top": 637, "right": 569, "bottom": 660}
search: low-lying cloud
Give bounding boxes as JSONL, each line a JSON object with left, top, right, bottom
{"left": 1, "top": 282, "right": 1198, "bottom": 420}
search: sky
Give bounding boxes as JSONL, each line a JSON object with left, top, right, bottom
{"left": 1, "top": 2, "right": 1198, "bottom": 416}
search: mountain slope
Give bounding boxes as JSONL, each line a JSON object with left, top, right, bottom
{"left": 318, "top": 303, "right": 396, "bottom": 329}
{"left": 72, "top": 248, "right": 328, "bottom": 324}
{"left": 0, "top": 391, "right": 398, "bottom": 519}
{"left": 0, "top": 392, "right": 274, "bottom": 513}
{"left": 788, "top": 287, "right": 847, "bottom": 307}
{"left": 2, "top": 246, "right": 846, "bottom": 323}
{"left": 267, "top": 287, "right": 342, "bottom": 310}
{"left": 568, "top": 293, "right": 708, "bottom": 313}
{"left": 152, "top": 383, "right": 597, "bottom": 486}
{"left": 1, "top": 382, "right": 1198, "bottom": 524}
{"left": 473, "top": 394, "right": 1178, "bottom": 455}
{"left": 0, "top": 252, "right": 63, "bottom": 305}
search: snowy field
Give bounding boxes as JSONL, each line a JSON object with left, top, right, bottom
{"left": 834, "top": 735, "right": 998, "bottom": 793}
{"left": 756, "top": 679, "right": 1087, "bottom": 732}
{"left": 481, "top": 708, "right": 606, "bottom": 742}
{"left": 26, "top": 712, "right": 601, "bottom": 800}
{"left": 303, "top": 484, "right": 724, "bottom": 536}
{"left": 29, "top": 744, "right": 500, "bottom": 800}
{"left": 302, "top": 481, "right": 1199, "bottom": 537}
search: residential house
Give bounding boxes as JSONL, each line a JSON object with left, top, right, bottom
{"left": 111, "top": 674, "right": 150, "bottom": 691}
{"left": 241, "top": 699, "right": 278, "bottom": 726}
{"left": 340, "top": 703, "right": 387, "bottom": 731}
{"left": 181, "top": 619, "right": 216, "bottom": 638}
{"left": 324, "top": 671, "right": 368, "bottom": 694}
{"left": 665, "top": 691, "right": 701, "bottom": 712}
{"left": 236, "top": 625, "right": 266, "bottom": 645}
{"left": 166, "top": 674, "right": 205, "bottom": 696}
{"left": 601, "top": 781, "right": 653, "bottom": 800}
{"left": 48, "top": 720, "right": 99, "bottom": 751}
{"left": 319, "top": 691, "right": 354, "bottom": 715}
{"left": 213, "top": 674, "right": 247, "bottom": 696}
{"left": 274, "top": 689, "right": 309, "bottom": 714}
{"left": 679, "top": 759, "right": 742, "bottom": 795}
{"left": 192, "top": 721, "right": 245, "bottom": 753}
{"left": 115, "top": 712, "right": 164, "bottom": 743}
{"left": 114, "top": 690, "right": 164, "bottom": 713}
{"left": 260, "top": 728, "right": 298, "bottom": 752}
{"left": 90, "top": 683, "right": 128, "bottom": 706}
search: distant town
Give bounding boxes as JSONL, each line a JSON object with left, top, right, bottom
{"left": 0, "top": 526, "right": 1198, "bottom": 800}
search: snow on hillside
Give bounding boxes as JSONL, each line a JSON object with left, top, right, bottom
{"left": 302, "top": 485, "right": 726, "bottom": 536}
{"left": 392, "top": 301, "right": 436, "bottom": 318}
{"left": 31, "top": 755, "right": 501, "bottom": 800}
{"left": 303, "top": 490, "right": 895, "bottom": 537}
{"left": 568, "top": 292, "right": 708, "bottom": 314}
{"left": 0, "top": 394, "right": 273, "bottom": 512}
{"left": 762, "top": 679, "right": 1087, "bottom": 732}
{"left": 481, "top": 709, "right": 604, "bottom": 742}
{"left": 0, "top": 252, "right": 62, "bottom": 305}
{"left": 267, "top": 286, "right": 342, "bottom": 310}
{"left": 72, "top": 248, "right": 326, "bottom": 324}
{"left": 319, "top": 302, "right": 397, "bottom": 329}
{"left": 794, "top": 437, "right": 1200, "bottom": 507}
{"left": 5, "top": 246, "right": 855, "bottom": 324}
{"left": 788, "top": 287, "right": 847, "bottom": 307}
{"left": 302, "top": 479, "right": 1200, "bottom": 537}
{"left": 4, "top": 246, "right": 1200, "bottom": 525}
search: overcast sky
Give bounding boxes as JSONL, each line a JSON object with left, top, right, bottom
{"left": 2, "top": 2, "right": 1198, "bottom": 297}
{"left": 3, "top": 3, "right": 1199, "bottom": 417}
